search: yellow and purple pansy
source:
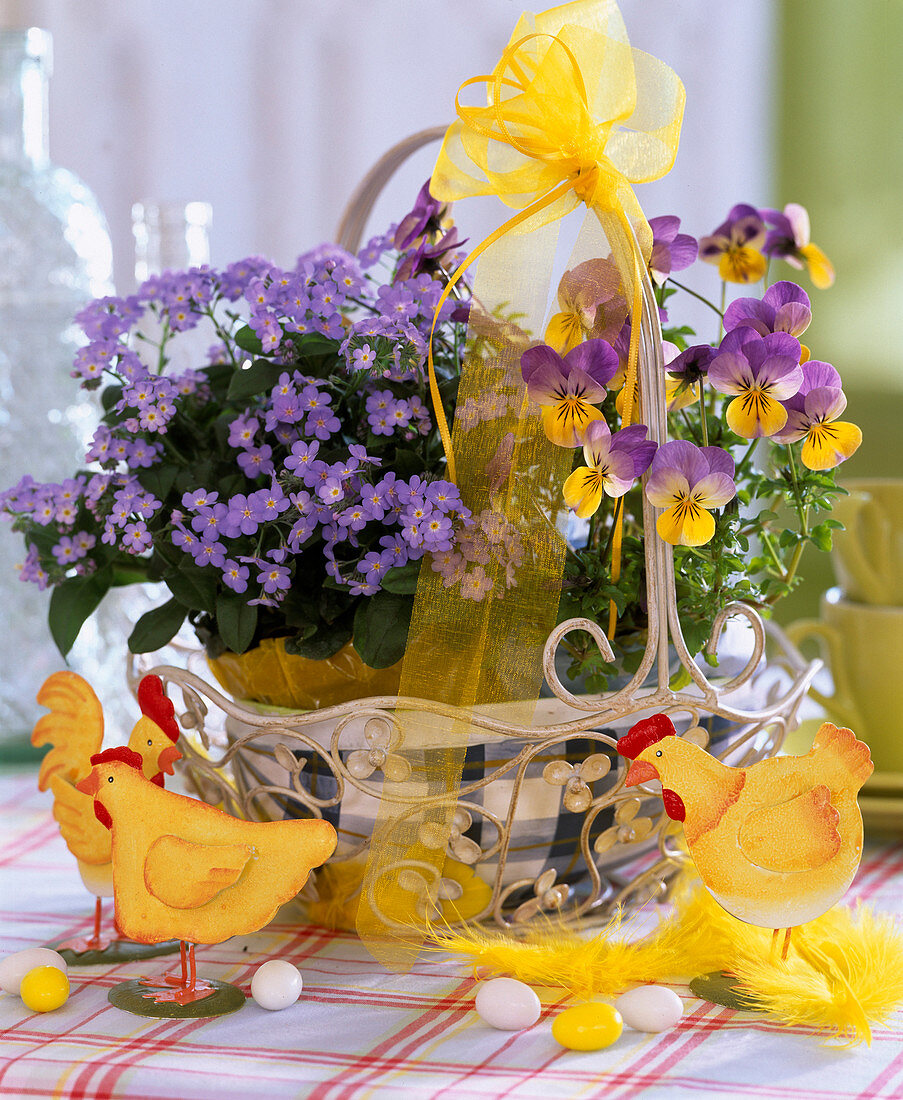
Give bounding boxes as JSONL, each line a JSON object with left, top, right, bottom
{"left": 707, "top": 329, "right": 804, "bottom": 439}
{"left": 698, "top": 204, "right": 767, "bottom": 285}
{"left": 521, "top": 340, "right": 619, "bottom": 448}
{"left": 761, "top": 203, "right": 835, "bottom": 289}
{"left": 644, "top": 440, "right": 737, "bottom": 547}
{"left": 563, "top": 422, "right": 657, "bottom": 518}
{"left": 772, "top": 361, "right": 862, "bottom": 470}
{"left": 544, "top": 258, "right": 626, "bottom": 354}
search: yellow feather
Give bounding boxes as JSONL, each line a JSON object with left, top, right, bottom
{"left": 424, "top": 884, "right": 903, "bottom": 1044}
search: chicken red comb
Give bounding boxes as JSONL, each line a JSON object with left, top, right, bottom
{"left": 616, "top": 713, "right": 677, "bottom": 758}
{"left": 137, "top": 675, "right": 180, "bottom": 743}
{"left": 90, "top": 746, "right": 144, "bottom": 771}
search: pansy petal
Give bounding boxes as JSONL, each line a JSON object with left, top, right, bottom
{"left": 669, "top": 233, "right": 698, "bottom": 271}
{"left": 772, "top": 406, "right": 810, "bottom": 444}
{"left": 541, "top": 402, "right": 602, "bottom": 448}
{"left": 563, "top": 467, "right": 604, "bottom": 518}
{"left": 521, "top": 344, "right": 565, "bottom": 384}
{"left": 666, "top": 376, "right": 700, "bottom": 411}
{"left": 692, "top": 472, "right": 737, "bottom": 509}
{"left": 773, "top": 301, "right": 812, "bottom": 337}
{"left": 726, "top": 392, "right": 788, "bottom": 438}
{"left": 698, "top": 233, "right": 729, "bottom": 262}
{"left": 756, "top": 360, "right": 804, "bottom": 399}
{"left": 700, "top": 445, "right": 735, "bottom": 478}
{"left": 645, "top": 466, "right": 691, "bottom": 508}
{"left": 723, "top": 295, "right": 772, "bottom": 334}
{"left": 802, "top": 421, "right": 862, "bottom": 470}
{"left": 783, "top": 203, "right": 811, "bottom": 247}
{"left": 799, "top": 360, "right": 842, "bottom": 393}
{"left": 719, "top": 248, "right": 767, "bottom": 284}
{"left": 708, "top": 352, "right": 753, "bottom": 395}
{"left": 800, "top": 242, "right": 835, "bottom": 289}
{"left": 656, "top": 502, "right": 716, "bottom": 547}
{"left": 804, "top": 385, "right": 847, "bottom": 423}
{"left": 602, "top": 449, "right": 639, "bottom": 497}
{"left": 652, "top": 439, "right": 710, "bottom": 486}
{"left": 649, "top": 215, "right": 680, "bottom": 243}
{"left": 544, "top": 312, "right": 585, "bottom": 354}
{"left": 763, "top": 280, "right": 811, "bottom": 311}
{"left": 564, "top": 339, "right": 620, "bottom": 386}
{"left": 524, "top": 362, "right": 568, "bottom": 405}
{"left": 581, "top": 418, "right": 613, "bottom": 466}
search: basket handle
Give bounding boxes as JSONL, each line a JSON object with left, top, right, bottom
{"left": 334, "top": 125, "right": 449, "bottom": 254}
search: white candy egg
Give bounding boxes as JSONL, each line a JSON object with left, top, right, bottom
{"left": 615, "top": 985, "right": 683, "bottom": 1033}
{"left": 0, "top": 948, "right": 68, "bottom": 996}
{"left": 474, "top": 977, "right": 541, "bottom": 1031}
{"left": 250, "top": 960, "right": 304, "bottom": 1011}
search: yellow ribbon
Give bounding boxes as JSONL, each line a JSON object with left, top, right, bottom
{"left": 356, "top": 0, "right": 683, "bottom": 963}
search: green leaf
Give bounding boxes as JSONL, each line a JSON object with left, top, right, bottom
{"left": 284, "top": 613, "right": 352, "bottom": 660}
{"left": 137, "top": 464, "right": 178, "bottom": 500}
{"left": 234, "top": 325, "right": 263, "bottom": 354}
{"left": 215, "top": 593, "right": 258, "bottom": 654}
{"left": 101, "top": 385, "right": 123, "bottom": 412}
{"left": 48, "top": 567, "right": 114, "bottom": 657}
{"left": 668, "top": 665, "right": 692, "bottom": 691}
{"left": 352, "top": 592, "right": 412, "bottom": 668}
{"left": 287, "top": 332, "right": 338, "bottom": 358}
{"left": 226, "top": 358, "right": 283, "bottom": 401}
{"left": 128, "top": 598, "right": 186, "bottom": 654}
{"left": 380, "top": 562, "right": 422, "bottom": 594}
{"left": 166, "top": 565, "right": 218, "bottom": 613}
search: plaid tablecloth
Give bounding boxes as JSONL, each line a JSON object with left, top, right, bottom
{"left": 2, "top": 769, "right": 903, "bottom": 1100}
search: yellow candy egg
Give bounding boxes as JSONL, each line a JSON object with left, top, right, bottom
{"left": 20, "top": 966, "right": 69, "bottom": 1013}
{"left": 552, "top": 1002, "right": 623, "bottom": 1051}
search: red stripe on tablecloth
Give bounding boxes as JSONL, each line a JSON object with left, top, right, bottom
{"left": 0, "top": 817, "right": 60, "bottom": 866}
{"left": 75, "top": 924, "right": 338, "bottom": 1099}
{"left": 856, "top": 1046, "right": 903, "bottom": 1100}
{"left": 305, "top": 975, "right": 476, "bottom": 1100}
{"left": 429, "top": 995, "right": 564, "bottom": 1100}
{"left": 852, "top": 844, "right": 903, "bottom": 904}
{"left": 0, "top": 976, "right": 119, "bottom": 1095}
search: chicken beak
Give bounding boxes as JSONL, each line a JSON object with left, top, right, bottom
{"left": 76, "top": 770, "right": 99, "bottom": 796}
{"left": 623, "top": 759, "right": 659, "bottom": 787}
{"left": 156, "top": 744, "right": 182, "bottom": 775}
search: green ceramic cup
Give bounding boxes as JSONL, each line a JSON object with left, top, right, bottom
{"left": 832, "top": 478, "right": 903, "bottom": 606}
{"left": 787, "top": 589, "right": 903, "bottom": 773}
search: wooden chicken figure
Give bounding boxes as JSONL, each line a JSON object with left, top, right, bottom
{"left": 32, "top": 671, "right": 183, "bottom": 955}
{"left": 77, "top": 749, "right": 337, "bottom": 1011}
{"left": 618, "top": 714, "right": 873, "bottom": 958}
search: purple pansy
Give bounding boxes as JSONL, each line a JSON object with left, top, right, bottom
{"left": 648, "top": 216, "right": 698, "bottom": 285}
{"left": 723, "top": 281, "right": 812, "bottom": 340}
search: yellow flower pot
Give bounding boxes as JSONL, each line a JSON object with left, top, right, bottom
{"left": 206, "top": 637, "right": 403, "bottom": 710}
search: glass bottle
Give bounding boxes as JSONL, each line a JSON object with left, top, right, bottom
{"left": 0, "top": 28, "right": 113, "bottom": 736}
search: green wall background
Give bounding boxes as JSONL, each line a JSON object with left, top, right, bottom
{"left": 775, "top": 0, "right": 903, "bottom": 623}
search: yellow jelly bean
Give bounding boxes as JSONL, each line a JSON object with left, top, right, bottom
{"left": 552, "top": 1002, "right": 623, "bottom": 1051}
{"left": 20, "top": 965, "right": 69, "bottom": 1013}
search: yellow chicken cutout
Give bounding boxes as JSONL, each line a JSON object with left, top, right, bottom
{"left": 77, "top": 751, "right": 336, "bottom": 1005}
{"left": 32, "top": 671, "right": 184, "bottom": 953}
{"left": 618, "top": 715, "right": 873, "bottom": 958}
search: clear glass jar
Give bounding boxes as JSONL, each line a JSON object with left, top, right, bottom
{"left": 0, "top": 28, "right": 113, "bottom": 735}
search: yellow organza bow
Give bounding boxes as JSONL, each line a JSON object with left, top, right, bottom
{"left": 356, "top": 0, "right": 683, "bottom": 964}
{"left": 427, "top": 0, "right": 684, "bottom": 479}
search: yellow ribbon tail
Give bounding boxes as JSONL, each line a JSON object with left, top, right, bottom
{"left": 427, "top": 175, "right": 581, "bottom": 484}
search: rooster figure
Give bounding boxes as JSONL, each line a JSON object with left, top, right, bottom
{"left": 77, "top": 750, "right": 337, "bottom": 1010}
{"left": 618, "top": 715, "right": 873, "bottom": 958}
{"left": 32, "top": 671, "right": 183, "bottom": 955}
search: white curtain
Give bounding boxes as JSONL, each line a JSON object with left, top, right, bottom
{"left": 7, "top": 0, "right": 774, "bottom": 306}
